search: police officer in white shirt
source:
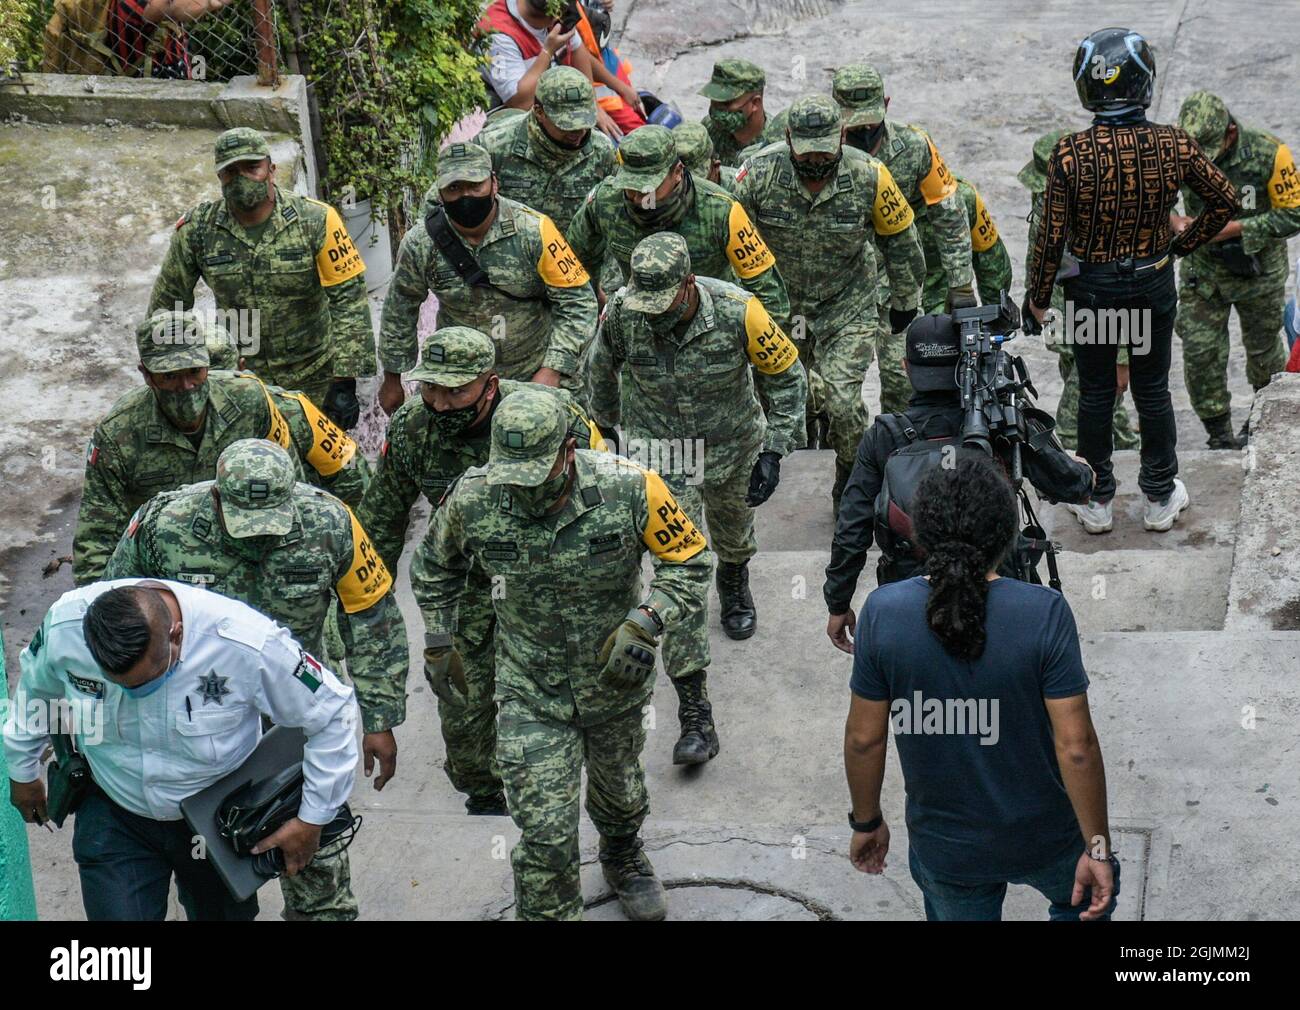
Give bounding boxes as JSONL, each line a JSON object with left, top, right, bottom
{"left": 3, "top": 578, "right": 359, "bottom": 921}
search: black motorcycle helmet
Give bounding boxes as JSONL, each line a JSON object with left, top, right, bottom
{"left": 583, "top": 2, "right": 612, "bottom": 48}
{"left": 1072, "top": 27, "right": 1155, "bottom": 111}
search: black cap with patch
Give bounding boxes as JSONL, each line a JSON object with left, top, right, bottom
{"left": 905, "top": 314, "right": 960, "bottom": 391}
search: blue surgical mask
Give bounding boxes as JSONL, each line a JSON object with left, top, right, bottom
{"left": 121, "top": 637, "right": 180, "bottom": 699}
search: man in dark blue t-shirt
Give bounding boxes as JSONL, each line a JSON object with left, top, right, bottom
{"left": 843, "top": 574, "right": 1119, "bottom": 921}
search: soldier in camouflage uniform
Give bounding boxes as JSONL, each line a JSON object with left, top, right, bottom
{"left": 565, "top": 125, "right": 790, "bottom": 319}
{"left": 411, "top": 387, "right": 712, "bottom": 921}
{"left": 732, "top": 94, "right": 925, "bottom": 516}
{"left": 74, "top": 310, "right": 371, "bottom": 584}
{"left": 358, "top": 327, "right": 606, "bottom": 815}
{"left": 928, "top": 177, "right": 1014, "bottom": 311}
{"left": 588, "top": 233, "right": 806, "bottom": 762}
{"left": 1019, "top": 130, "right": 1138, "bottom": 451}
{"left": 479, "top": 66, "right": 616, "bottom": 233}
{"left": 673, "top": 122, "right": 739, "bottom": 194}
{"left": 102, "top": 439, "right": 407, "bottom": 921}
{"left": 377, "top": 142, "right": 598, "bottom": 413}
{"left": 149, "top": 128, "right": 375, "bottom": 424}
{"left": 698, "top": 59, "right": 790, "bottom": 169}
{"left": 1176, "top": 91, "right": 1300, "bottom": 448}
{"left": 833, "top": 64, "right": 976, "bottom": 414}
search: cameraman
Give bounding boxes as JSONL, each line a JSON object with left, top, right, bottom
{"left": 825, "top": 314, "right": 1094, "bottom": 653}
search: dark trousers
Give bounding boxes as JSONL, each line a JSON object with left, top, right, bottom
{"left": 72, "top": 788, "right": 259, "bottom": 921}
{"left": 908, "top": 843, "right": 1121, "bottom": 921}
{"left": 1065, "top": 263, "right": 1179, "bottom": 500}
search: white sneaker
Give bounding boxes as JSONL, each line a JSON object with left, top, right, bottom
{"left": 1066, "top": 498, "right": 1113, "bottom": 534}
{"left": 1144, "top": 478, "right": 1190, "bottom": 532}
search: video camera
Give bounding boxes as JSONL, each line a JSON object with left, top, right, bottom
{"left": 953, "top": 290, "right": 1039, "bottom": 484}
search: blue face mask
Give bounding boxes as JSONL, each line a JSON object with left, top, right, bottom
{"left": 121, "top": 639, "right": 180, "bottom": 699}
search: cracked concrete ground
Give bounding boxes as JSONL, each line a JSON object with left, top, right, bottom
{"left": 4, "top": 0, "right": 1300, "bottom": 919}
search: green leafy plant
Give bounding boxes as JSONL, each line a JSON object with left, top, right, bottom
{"left": 286, "top": 0, "right": 487, "bottom": 225}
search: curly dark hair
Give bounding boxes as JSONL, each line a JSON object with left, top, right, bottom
{"left": 913, "top": 454, "right": 1018, "bottom": 661}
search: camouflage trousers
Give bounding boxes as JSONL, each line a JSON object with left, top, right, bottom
{"left": 1054, "top": 347, "right": 1140, "bottom": 451}
{"left": 279, "top": 611, "right": 358, "bottom": 920}
{"left": 497, "top": 697, "right": 649, "bottom": 921}
{"left": 280, "top": 837, "right": 356, "bottom": 921}
{"left": 425, "top": 595, "right": 503, "bottom": 803}
{"left": 1175, "top": 263, "right": 1288, "bottom": 420}
{"left": 799, "top": 306, "right": 907, "bottom": 467}
{"left": 657, "top": 463, "right": 729, "bottom": 683}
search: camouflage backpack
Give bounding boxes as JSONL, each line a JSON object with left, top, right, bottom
{"left": 42, "top": 0, "right": 173, "bottom": 77}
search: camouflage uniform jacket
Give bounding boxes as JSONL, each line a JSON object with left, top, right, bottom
{"left": 359, "top": 380, "right": 607, "bottom": 574}
{"left": 565, "top": 173, "right": 791, "bottom": 322}
{"left": 1181, "top": 123, "right": 1300, "bottom": 278}
{"left": 704, "top": 107, "right": 790, "bottom": 168}
{"left": 732, "top": 142, "right": 925, "bottom": 322}
{"left": 148, "top": 188, "right": 375, "bottom": 394}
{"left": 872, "top": 120, "right": 975, "bottom": 300}
{"left": 479, "top": 113, "right": 618, "bottom": 232}
{"left": 379, "top": 196, "right": 597, "bottom": 382}
{"left": 410, "top": 450, "right": 712, "bottom": 726}
{"left": 103, "top": 482, "right": 407, "bottom": 733}
{"left": 73, "top": 371, "right": 371, "bottom": 584}
{"left": 956, "top": 176, "right": 1013, "bottom": 304}
{"left": 589, "top": 276, "right": 808, "bottom": 471}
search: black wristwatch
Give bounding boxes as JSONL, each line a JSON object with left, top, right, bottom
{"left": 849, "top": 810, "right": 883, "bottom": 833}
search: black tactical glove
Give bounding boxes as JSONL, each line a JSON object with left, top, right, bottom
{"left": 597, "top": 423, "right": 620, "bottom": 454}
{"left": 597, "top": 609, "right": 659, "bottom": 689}
{"left": 323, "top": 378, "right": 361, "bottom": 430}
{"left": 945, "top": 284, "right": 978, "bottom": 312}
{"left": 888, "top": 306, "right": 918, "bottom": 334}
{"left": 745, "top": 450, "right": 782, "bottom": 507}
{"left": 1020, "top": 295, "right": 1044, "bottom": 336}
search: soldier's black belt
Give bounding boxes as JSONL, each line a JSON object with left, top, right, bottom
{"left": 1076, "top": 251, "right": 1171, "bottom": 278}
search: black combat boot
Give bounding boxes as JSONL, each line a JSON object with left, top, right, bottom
{"left": 599, "top": 834, "right": 667, "bottom": 921}
{"left": 716, "top": 560, "right": 756, "bottom": 640}
{"left": 671, "top": 671, "right": 719, "bottom": 765}
{"left": 831, "top": 459, "right": 853, "bottom": 520}
{"left": 1202, "top": 412, "right": 1246, "bottom": 450}
{"left": 465, "top": 791, "right": 509, "bottom": 816}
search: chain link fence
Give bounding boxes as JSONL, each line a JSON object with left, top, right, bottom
{"left": 8, "top": 0, "right": 278, "bottom": 83}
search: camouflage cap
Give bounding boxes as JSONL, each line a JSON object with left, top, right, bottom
{"left": 1179, "top": 90, "right": 1231, "bottom": 153}
{"left": 832, "top": 64, "right": 886, "bottom": 128}
{"left": 1017, "top": 128, "right": 1069, "bottom": 193}
{"left": 536, "top": 65, "right": 597, "bottom": 131}
{"left": 612, "top": 125, "right": 678, "bottom": 193}
{"left": 214, "top": 127, "right": 270, "bottom": 172}
{"left": 436, "top": 142, "right": 493, "bottom": 191}
{"left": 136, "top": 309, "right": 211, "bottom": 372}
{"left": 204, "top": 323, "right": 239, "bottom": 371}
{"left": 215, "top": 439, "right": 297, "bottom": 539}
{"left": 698, "top": 58, "right": 765, "bottom": 102}
{"left": 409, "top": 326, "right": 497, "bottom": 386}
{"left": 787, "top": 94, "right": 844, "bottom": 155}
{"left": 485, "top": 386, "right": 569, "bottom": 487}
{"left": 625, "top": 232, "right": 691, "bottom": 314}
{"left": 672, "top": 122, "right": 715, "bottom": 177}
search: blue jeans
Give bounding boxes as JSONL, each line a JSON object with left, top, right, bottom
{"left": 72, "top": 787, "right": 259, "bottom": 921}
{"left": 908, "top": 843, "right": 1120, "bottom": 921}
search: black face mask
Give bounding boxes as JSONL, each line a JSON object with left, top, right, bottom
{"left": 846, "top": 122, "right": 885, "bottom": 153}
{"left": 549, "top": 128, "right": 589, "bottom": 150}
{"left": 424, "top": 381, "right": 492, "bottom": 437}
{"left": 791, "top": 150, "right": 842, "bottom": 180}
{"left": 444, "top": 192, "right": 495, "bottom": 228}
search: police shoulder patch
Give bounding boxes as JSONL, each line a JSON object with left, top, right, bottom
{"left": 293, "top": 650, "right": 323, "bottom": 693}
{"left": 174, "top": 211, "right": 191, "bottom": 231}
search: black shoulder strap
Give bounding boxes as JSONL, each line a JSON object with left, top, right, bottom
{"left": 878, "top": 411, "right": 920, "bottom": 447}
{"left": 425, "top": 205, "right": 491, "bottom": 287}
{"left": 425, "top": 204, "right": 542, "bottom": 304}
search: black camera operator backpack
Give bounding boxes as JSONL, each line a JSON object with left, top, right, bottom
{"left": 872, "top": 413, "right": 982, "bottom": 576}
{"left": 871, "top": 412, "right": 1062, "bottom": 589}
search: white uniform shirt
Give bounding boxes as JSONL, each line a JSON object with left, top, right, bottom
{"left": 3, "top": 579, "right": 358, "bottom": 825}
{"left": 486, "top": 0, "right": 582, "bottom": 103}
